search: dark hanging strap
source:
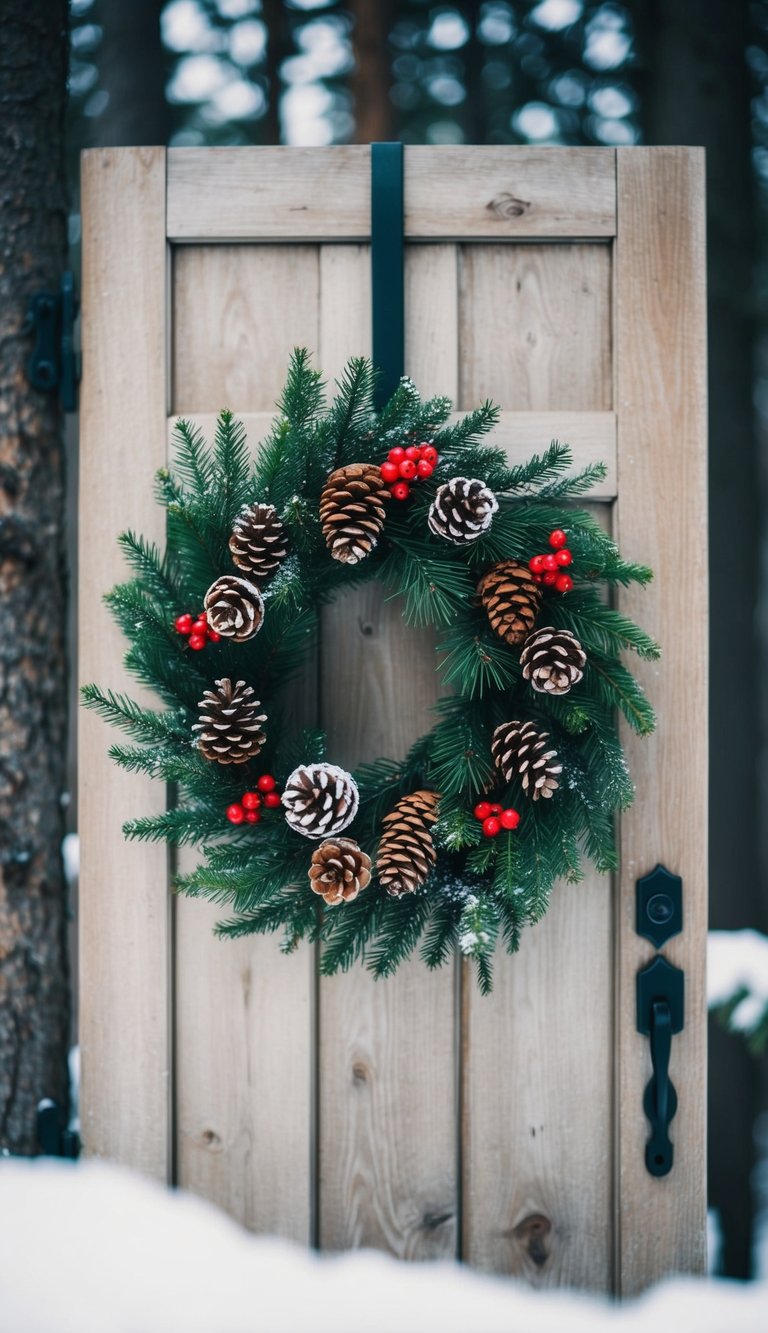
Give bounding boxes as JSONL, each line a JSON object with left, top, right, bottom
{"left": 371, "top": 142, "right": 404, "bottom": 409}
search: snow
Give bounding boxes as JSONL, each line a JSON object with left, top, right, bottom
{"left": 0, "top": 1160, "right": 766, "bottom": 1333}
{"left": 707, "top": 929, "right": 768, "bottom": 1034}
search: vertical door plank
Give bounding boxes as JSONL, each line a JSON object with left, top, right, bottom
{"left": 173, "top": 249, "right": 319, "bottom": 1239}
{"left": 458, "top": 244, "right": 612, "bottom": 411}
{"left": 79, "top": 148, "right": 171, "bottom": 1179}
{"left": 461, "top": 237, "right": 615, "bottom": 1287}
{"left": 317, "top": 245, "right": 459, "bottom": 1260}
{"left": 614, "top": 147, "right": 708, "bottom": 1293}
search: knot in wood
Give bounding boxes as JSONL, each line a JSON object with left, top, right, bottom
{"left": 487, "top": 192, "right": 531, "bottom": 220}
{"left": 513, "top": 1212, "right": 552, "bottom": 1267}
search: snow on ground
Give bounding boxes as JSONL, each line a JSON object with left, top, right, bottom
{"left": 0, "top": 1160, "right": 766, "bottom": 1333}
{"left": 708, "top": 929, "right": 768, "bottom": 1038}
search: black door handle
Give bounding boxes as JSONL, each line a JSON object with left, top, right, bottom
{"left": 636, "top": 954, "right": 684, "bottom": 1178}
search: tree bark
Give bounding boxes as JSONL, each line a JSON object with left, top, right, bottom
{"left": 0, "top": 1, "right": 70, "bottom": 1153}
{"left": 633, "top": 0, "right": 759, "bottom": 1278}
{"left": 350, "top": 0, "right": 395, "bottom": 143}
{"left": 91, "top": 0, "right": 170, "bottom": 147}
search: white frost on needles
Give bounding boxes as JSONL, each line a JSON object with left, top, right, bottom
{"left": 708, "top": 928, "right": 768, "bottom": 1039}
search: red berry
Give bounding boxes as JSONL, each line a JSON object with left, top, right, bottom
{"left": 549, "top": 529, "right": 567, "bottom": 549}
{"left": 399, "top": 458, "right": 417, "bottom": 480}
{"left": 416, "top": 459, "right": 434, "bottom": 479}
{"left": 263, "top": 791, "right": 282, "bottom": 809}
{"left": 391, "top": 481, "right": 410, "bottom": 501}
{"left": 405, "top": 445, "right": 421, "bottom": 462}
{"left": 421, "top": 445, "right": 438, "bottom": 466}
{"left": 489, "top": 803, "right": 503, "bottom": 815}
{"left": 532, "top": 572, "right": 544, "bottom": 584}
{"left": 207, "top": 629, "right": 221, "bottom": 643}
{"left": 500, "top": 808, "right": 521, "bottom": 830}
{"left": 542, "top": 553, "right": 558, "bottom": 572}
{"left": 188, "top": 633, "right": 207, "bottom": 650}
{"left": 555, "top": 548, "right": 573, "bottom": 567}
{"left": 388, "top": 446, "right": 405, "bottom": 463}
{"left": 257, "top": 774, "right": 276, "bottom": 792}
{"left": 529, "top": 555, "right": 545, "bottom": 574}
{"left": 226, "top": 803, "right": 245, "bottom": 825}
{"left": 175, "top": 613, "right": 194, "bottom": 635}
{"left": 244, "top": 810, "right": 262, "bottom": 824}
{"left": 192, "top": 619, "right": 208, "bottom": 635}
{"left": 474, "top": 801, "right": 493, "bottom": 821}
{"left": 380, "top": 461, "right": 400, "bottom": 484}
{"left": 542, "top": 572, "right": 557, "bottom": 587}
{"left": 482, "top": 816, "right": 501, "bottom": 837}
{"left": 197, "top": 611, "right": 207, "bottom": 624}
{"left": 555, "top": 573, "right": 574, "bottom": 593}
{"left": 241, "top": 792, "right": 261, "bottom": 810}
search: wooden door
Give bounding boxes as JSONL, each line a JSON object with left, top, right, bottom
{"left": 79, "top": 146, "right": 707, "bottom": 1295}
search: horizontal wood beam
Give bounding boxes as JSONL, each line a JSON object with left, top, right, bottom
{"left": 167, "top": 147, "right": 617, "bottom": 244}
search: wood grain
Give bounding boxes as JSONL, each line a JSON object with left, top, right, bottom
{"left": 317, "top": 245, "right": 458, "bottom": 1260}
{"left": 459, "top": 244, "right": 612, "bottom": 411}
{"left": 167, "top": 147, "right": 616, "bottom": 242}
{"left": 614, "top": 147, "right": 708, "bottom": 1294}
{"left": 79, "top": 148, "right": 171, "bottom": 1179}
{"left": 172, "top": 245, "right": 319, "bottom": 412}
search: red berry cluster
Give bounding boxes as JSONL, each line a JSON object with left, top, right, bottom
{"left": 226, "top": 774, "right": 282, "bottom": 825}
{"left": 380, "top": 443, "right": 438, "bottom": 501}
{"left": 528, "top": 529, "right": 574, "bottom": 594}
{"left": 175, "top": 611, "right": 221, "bottom": 651}
{"left": 473, "top": 800, "right": 521, "bottom": 839}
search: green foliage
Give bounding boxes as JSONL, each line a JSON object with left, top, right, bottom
{"left": 84, "top": 352, "right": 656, "bottom": 992}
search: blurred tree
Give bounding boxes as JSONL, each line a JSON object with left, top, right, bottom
{"left": 351, "top": 0, "right": 395, "bottom": 141}
{"left": 91, "top": 0, "right": 170, "bottom": 146}
{"left": 0, "top": 1, "right": 70, "bottom": 1153}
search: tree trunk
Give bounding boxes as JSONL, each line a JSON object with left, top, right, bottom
{"left": 350, "top": 0, "right": 395, "bottom": 143}
{"left": 633, "top": 0, "right": 759, "bottom": 1278}
{"left": 0, "top": 1, "right": 70, "bottom": 1153}
{"left": 91, "top": 0, "right": 169, "bottom": 147}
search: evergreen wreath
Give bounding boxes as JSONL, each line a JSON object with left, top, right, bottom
{"left": 83, "top": 350, "right": 658, "bottom": 993}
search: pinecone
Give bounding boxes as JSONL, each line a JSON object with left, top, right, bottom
{"left": 309, "top": 837, "right": 372, "bottom": 906}
{"left": 204, "top": 575, "right": 264, "bottom": 642}
{"left": 477, "top": 559, "right": 542, "bottom": 647}
{"left": 377, "top": 789, "right": 440, "bottom": 897}
{"left": 282, "top": 762, "right": 360, "bottom": 839}
{"left": 491, "top": 720, "right": 562, "bottom": 801}
{"left": 319, "top": 463, "right": 390, "bottom": 564}
{"left": 520, "top": 626, "right": 586, "bottom": 695}
{"left": 428, "top": 476, "right": 499, "bottom": 544}
{"left": 194, "top": 678, "right": 267, "bottom": 765}
{"left": 229, "top": 502, "right": 287, "bottom": 584}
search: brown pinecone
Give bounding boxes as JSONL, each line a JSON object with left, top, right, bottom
{"left": 309, "top": 837, "right": 372, "bottom": 906}
{"left": 282, "top": 762, "right": 359, "bottom": 839}
{"left": 520, "top": 627, "right": 586, "bottom": 696}
{"left": 477, "top": 559, "right": 542, "bottom": 647}
{"left": 194, "top": 678, "right": 267, "bottom": 765}
{"left": 377, "top": 789, "right": 440, "bottom": 897}
{"left": 491, "top": 720, "right": 562, "bottom": 801}
{"left": 319, "top": 463, "right": 390, "bottom": 564}
{"left": 229, "top": 502, "right": 287, "bottom": 584}
{"left": 428, "top": 476, "right": 499, "bottom": 544}
{"left": 204, "top": 575, "right": 264, "bottom": 642}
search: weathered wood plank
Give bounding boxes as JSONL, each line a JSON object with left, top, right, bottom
{"left": 459, "top": 244, "right": 612, "bottom": 411}
{"left": 79, "top": 147, "right": 171, "bottom": 1179}
{"left": 317, "top": 243, "right": 459, "bottom": 1260}
{"left": 614, "top": 147, "right": 708, "bottom": 1294}
{"left": 167, "top": 147, "right": 616, "bottom": 242}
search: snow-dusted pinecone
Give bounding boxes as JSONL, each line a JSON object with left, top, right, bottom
{"left": 428, "top": 476, "right": 499, "bottom": 544}
{"left": 377, "top": 790, "right": 440, "bottom": 897}
{"left": 228, "top": 502, "right": 288, "bottom": 584}
{"left": 309, "top": 837, "right": 372, "bottom": 906}
{"left": 282, "top": 762, "right": 360, "bottom": 839}
{"left": 319, "top": 464, "right": 390, "bottom": 564}
{"left": 491, "top": 720, "right": 562, "bottom": 800}
{"left": 520, "top": 627, "right": 586, "bottom": 695}
{"left": 477, "top": 559, "right": 542, "bottom": 647}
{"left": 204, "top": 575, "right": 264, "bottom": 642}
{"left": 194, "top": 678, "right": 267, "bottom": 765}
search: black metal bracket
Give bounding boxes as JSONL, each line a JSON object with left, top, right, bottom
{"left": 36, "top": 1099, "right": 80, "bottom": 1159}
{"left": 636, "top": 954, "right": 684, "bottom": 1177}
{"left": 371, "top": 142, "right": 404, "bottom": 409}
{"left": 25, "top": 271, "right": 80, "bottom": 411}
{"left": 636, "top": 863, "right": 682, "bottom": 949}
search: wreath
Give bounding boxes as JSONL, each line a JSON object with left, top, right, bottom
{"left": 84, "top": 350, "right": 657, "bottom": 992}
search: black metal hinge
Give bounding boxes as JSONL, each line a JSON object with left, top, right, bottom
{"left": 25, "top": 271, "right": 80, "bottom": 412}
{"left": 36, "top": 1099, "right": 80, "bottom": 1159}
